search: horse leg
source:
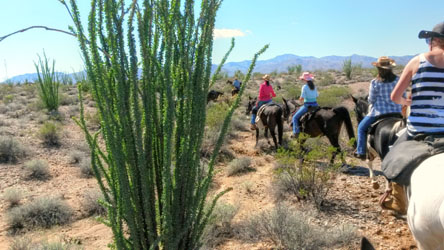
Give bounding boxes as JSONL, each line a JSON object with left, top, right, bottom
{"left": 367, "top": 147, "right": 380, "bottom": 189}
{"left": 269, "top": 125, "right": 278, "bottom": 150}
{"left": 255, "top": 128, "right": 259, "bottom": 147}
{"left": 277, "top": 118, "right": 283, "bottom": 146}
{"left": 326, "top": 134, "right": 341, "bottom": 164}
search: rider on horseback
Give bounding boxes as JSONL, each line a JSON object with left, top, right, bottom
{"left": 354, "top": 56, "right": 402, "bottom": 159}
{"left": 291, "top": 72, "right": 318, "bottom": 138}
{"left": 250, "top": 74, "right": 276, "bottom": 130}
{"left": 382, "top": 22, "right": 444, "bottom": 215}
{"left": 233, "top": 77, "right": 241, "bottom": 91}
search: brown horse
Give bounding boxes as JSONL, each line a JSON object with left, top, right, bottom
{"left": 282, "top": 98, "right": 355, "bottom": 162}
{"left": 207, "top": 90, "right": 224, "bottom": 103}
{"left": 246, "top": 97, "right": 283, "bottom": 150}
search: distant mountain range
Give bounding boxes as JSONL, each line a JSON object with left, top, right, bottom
{"left": 4, "top": 54, "right": 415, "bottom": 83}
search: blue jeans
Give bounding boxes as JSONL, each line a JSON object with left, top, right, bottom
{"left": 251, "top": 100, "right": 272, "bottom": 124}
{"left": 292, "top": 102, "right": 318, "bottom": 134}
{"left": 356, "top": 115, "right": 377, "bottom": 155}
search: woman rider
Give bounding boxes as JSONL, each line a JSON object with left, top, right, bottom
{"left": 250, "top": 74, "right": 276, "bottom": 130}
{"left": 291, "top": 72, "right": 318, "bottom": 138}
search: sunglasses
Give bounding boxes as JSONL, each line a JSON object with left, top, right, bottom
{"left": 426, "top": 37, "right": 432, "bottom": 45}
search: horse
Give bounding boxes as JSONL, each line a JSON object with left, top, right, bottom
{"left": 245, "top": 97, "right": 283, "bottom": 150}
{"left": 226, "top": 80, "right": 241, "bottom": 96}
{"left": 207, "top": 90, "right": 224, "bottom": 103}
{"left": 282, "top": 98, "right": 355, "bottom": 163}
{"left": 351, "top": 95, "right": 405, "bottom": 189}
{"left": 406, "top": 153, "right": 444, "bottom": 249}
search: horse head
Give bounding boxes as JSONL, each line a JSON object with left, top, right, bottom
{"left": 281, "top": 97, "right": 301, "bottom": 123}
{"left": 351, "top": 95, "right": 369, "bottom": 123}
{"left": 245, "top": 96, "right": 257, "bottom": 115}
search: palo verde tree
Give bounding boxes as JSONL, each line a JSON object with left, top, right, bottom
{"left": 51, "top": 0, "right": 267, "bottom": 249}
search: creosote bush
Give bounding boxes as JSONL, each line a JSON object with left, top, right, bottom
{"left": 83, "top": 189, "right": 106, "bottom": 216}
{"left": 316, "top": 86, "right": 350, "bottom": 107}
{"left": 242, "top": 203, "right": 356, "bottom": 249}
{"left": 24, "top": 159, "right": 50, "bottom": 180}
{"left": 68, "top": 150, "right": 85, "bottom": 164}
{"left": 227, "top": 157, "right": 254, "bottom": 176}
{"left": 79, "top": 158, "right": 94, "bottom": 178}
{"left": 201, "top": 202, "right": 238, "bottom": 248}
{"left": 0, "top": 136, "right": 27, "bottom": 163}
{"left": 9, "top": 236, "right": 80, "bottom": 250}
{"left": 7, "top": 197, "right": 72, "bottom": 233}
{"left": 274, "top": 135, "right": 341, "bottom": 208}
{"left": 3, "top": 187, "right": 24, "bottom": 207}
{"left": 38, "top": 121, "right": 61, "bottom": 146}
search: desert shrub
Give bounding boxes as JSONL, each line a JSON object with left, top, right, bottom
{"left": 230, "top": 117, "right": 248, "bottom": 132}
{"left": 317, "top": 86, "right": 350, "bottom": 107}
{"left": 242, "top": 203, "right": 356, "bottom": 250}
{"left": 201, "top": 202, "right": 238, "bottom": 248}
{"left": 3, "top": 94, "right": 15, "bottom": 104}
{"left": 27, "top": 99, "right": 45, "bottom": 112}
{"left": 343, "top": 58, "right": 352, "bottom": 80}
{"left": 352, "top": 63, "right": 363, "bottom": 77}
{"left": 38, "top": 122, "right": 61, "bottom": 146}
{"left": 59, "top": 93, "right": 78, "bottom": 106}
{"left": 206, "top": 102, "right": 230, "bottom": 130}
{"left": 35, "top": 53, "right": 60, "bottom": 112}
{"left": 0, "top": 104, "right": 8, "bottom": 114}
{"left": 0, "top": 136, "right": 27, "bottom": 163}
{"left": 24, "top": 160, "right": 50, "bottom": 180}
{"left": 79, "top": 158, "right": 94, "bottom": 178}
{"left": 83, "top": 190, "right": 106, "bottom": 216}
{"left": 3, "top": 188, "right": 24, "bottom": 207}
{"left": 84, "top": 111, "right": 100, "bottom": 129}
{"left": 68, "top": 150, "right": 85, "bottom": 164}
{"left": 9, "top": 237, "right": 80, "bottom": 250}
{"left": 287, "top": 64, "right": 302, "bottom": 76}
{"left": 273, "top": 136, "right": 341, "bottom": 208}
{"left": 227, "top": 157, "right": 254, "bottom": 176}
{"left": 7, "top": 197, "right": 72, "bottom": 233}
{"left": 317, "top": 72, "right": 335, "bottom": 86}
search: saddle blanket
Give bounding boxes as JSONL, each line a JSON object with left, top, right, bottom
{"left": 382, "top": 135, "right": 444, "bottom": 185}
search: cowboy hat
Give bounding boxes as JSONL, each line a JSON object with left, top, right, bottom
{"left": 418, "top": 22, "right": 444, "bottom": 39}
{"left": 262, "top": 74, "right": 272, "bottom": 81}
{"left": 299, "top": 72, "right": 314, "bottom": 81}
{"left": 371, "top": 56, "right": 396, "bottom": 69}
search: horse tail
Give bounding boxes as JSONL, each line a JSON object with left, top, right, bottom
{"left": 333, "top": 106, "right": 355, "bottom": 140}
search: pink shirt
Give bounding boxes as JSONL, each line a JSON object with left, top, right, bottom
{"left": 258, "top": 82, "right": 276, "bottom": 101}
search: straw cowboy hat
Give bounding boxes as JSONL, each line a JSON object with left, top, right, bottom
{"left": 299, "top": 72, "right": 314, "bottom": 81}
{"left": 262, "top": 74, "right": 272, "bottom": 81}
{"left": 372, "top": 56, "right": 396, "bottom": 69}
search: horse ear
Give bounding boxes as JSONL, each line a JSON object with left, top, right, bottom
{"left": 282, "top": 97, "right": 287, "bottom": 104}
{"left": 248, "top": 95, "right": 252, "bottom": 100}
{"left": 360, "top": 237, "right": 375, "bottom": 250}
{"left": 351, "top": 95, "right": 358, "bottom": 103}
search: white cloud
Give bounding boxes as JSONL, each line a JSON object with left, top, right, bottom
{"left": 213, "top": 29, "right": 247, "bottom": 39}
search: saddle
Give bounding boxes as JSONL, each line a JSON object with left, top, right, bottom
{"left": 368, "top": 113, "right": 403, "bottom": 135}
{"left": 382, "top": 134, "right": 444, "bottom": 185}
{"left": 290, "top": 106, "right": 321, "bottom": 129}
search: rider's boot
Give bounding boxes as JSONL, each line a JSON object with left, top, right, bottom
{"left": 380, "top": 182, "right": 407, "bottom": 215}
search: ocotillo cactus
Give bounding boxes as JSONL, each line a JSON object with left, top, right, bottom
{"left": 60, "top": 0, "right": 268, "bottom": 249}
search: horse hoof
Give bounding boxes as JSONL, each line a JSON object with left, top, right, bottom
{"left": 372, "top": 181, "right": 380, "bottom": 190}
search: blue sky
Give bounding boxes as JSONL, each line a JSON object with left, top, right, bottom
{"left": 0, "top": 0, "right": 443, "bottom": 81}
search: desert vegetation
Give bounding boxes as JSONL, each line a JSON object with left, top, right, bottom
{"left": 0, "top": 1, "right": 416, "bottom": 250}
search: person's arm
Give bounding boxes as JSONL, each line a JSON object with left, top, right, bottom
{"left": 299, "top": 85, "right": 306, "bottom": 102}
{"left": 368, "top": 80, "right": 376, "bottom": 104}
{"left": 271, "top": 86, "right": 276, "bottom": 98}
{"left": 391, "top": 56, "right": 419, "bottom": 106}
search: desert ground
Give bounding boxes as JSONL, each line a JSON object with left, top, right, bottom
{"left": 0, "top": 70, "right": 417, "bottom": 249}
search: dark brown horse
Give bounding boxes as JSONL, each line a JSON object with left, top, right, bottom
{"left": 282, "top": 98, "right": 355, "bottom": 162}
{"left": 207, "top": 90, "right": 224, "bottom": 103}
{"left": 246, "top": 97, "right": 283, "bottom": 150}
